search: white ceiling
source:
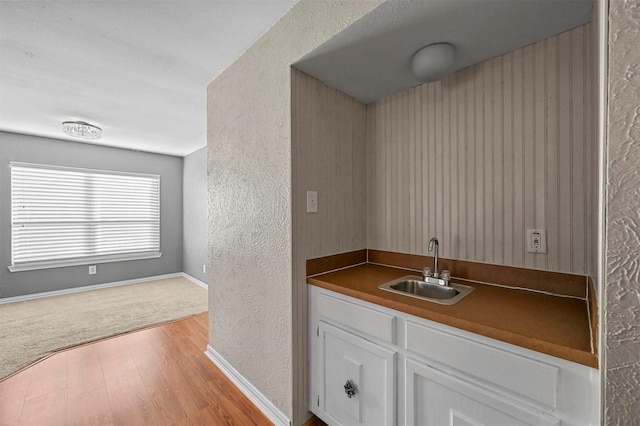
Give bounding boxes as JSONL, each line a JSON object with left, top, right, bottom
{"left": 0, "top": 1, "right": 298, "bottom": 157}
{"left": 295, "top": 0, "right": 592, "bottom": 104}
{"left": 1, "top": 1, "right": 592, "bottom": 157}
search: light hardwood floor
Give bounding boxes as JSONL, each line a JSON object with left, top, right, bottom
{"left": 0, "top": 313, "right": 272, "bottom": 425}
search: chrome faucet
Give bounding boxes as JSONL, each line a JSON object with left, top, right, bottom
{"left": 424, "top": 237, "right": 450, "bottom": 286}
{"left": 428, "top": 237, "right": 440, "bottom": 278}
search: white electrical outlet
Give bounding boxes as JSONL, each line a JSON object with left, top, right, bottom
{"left": 203, "top": 264, "right": 207, "bottom": 274}
{"left": 526, "top": 229, "right": 547, "bottom": 253}
{"left": 306, "top": 191, "right": 318, "bottom": 213}
{"left": 89, "top": 265, "right": 97, "bottom": 275}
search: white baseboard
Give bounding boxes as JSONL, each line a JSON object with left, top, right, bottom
{"left": 0, "top": 272, "right": 195, "bottom": 304}
{"left": 180, "top": 273, "right": 208, "bottom": 289}
{"left": 204, "top": 345, "right": 290, "bottom": 426}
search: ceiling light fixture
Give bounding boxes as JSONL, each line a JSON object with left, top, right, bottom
{"left": 411, "top": 43, "right": 457, "bottom": 83}
{"left": 62, "top": 121, "right": 102, "bottom": 140}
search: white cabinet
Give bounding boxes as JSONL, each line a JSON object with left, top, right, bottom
{"left": 405, "top": 320, "right": 560, "bottom": 411}
{"left": 309, "top": 286, "right": 598, "bottom": 426}
{"left": 405, "top": 358, "right": 557, "bottom": 426}
{"left": 318, "top": 322, "right": 396, "bottom": 426}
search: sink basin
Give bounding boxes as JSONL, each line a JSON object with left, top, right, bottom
{"left": 379, "top": 275, "right": 474, "bottom": 305}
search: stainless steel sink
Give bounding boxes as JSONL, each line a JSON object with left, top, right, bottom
{"left": 378, "top": 275, "right": 474, "bottom": 305}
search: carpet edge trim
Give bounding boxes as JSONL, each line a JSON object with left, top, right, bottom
{"left": 204, "top": 345, "right": 291, "bottom": 426}
{"left": 0, "top": 272, "right": 184, "bottom": 304}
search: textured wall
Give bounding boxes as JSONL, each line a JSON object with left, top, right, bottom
{"left": 183, "top": 147, "right": 208, "bottom": 284}
{"left": 604, "top": 0, "right": 640, "bottom": 423}
{"left": 206, "top": 1, "right": 382, "bottom": 422}
{"left": 291, "top": 68, "right": 367, "bottom": 422}
{"left": 0, "top": 131, "right": 183, "bottom": 298}
{"left": 366, "top": 25, "right": 597, "bottom": 277}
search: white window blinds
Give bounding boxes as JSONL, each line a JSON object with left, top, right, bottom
{"left": 9, "top": 162, "right": 161, "bottom": 272}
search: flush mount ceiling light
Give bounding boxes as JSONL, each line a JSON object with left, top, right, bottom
{"left": 411, "top": 43, "right": 457, "bottom": 83}
{"left": 62, "top": 121, "right": 102, "bottom": 140}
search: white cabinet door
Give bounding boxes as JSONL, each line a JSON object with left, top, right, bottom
{"left": 405, "top": 359, "right": 558, "bottom": 426}
{"left": 319, "top": 321, "right": 396, "bottom": 426}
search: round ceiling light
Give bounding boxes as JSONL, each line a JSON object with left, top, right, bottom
{"left": 411, "top": 43, "right": 457, "bottom": 83}
{"left": 62, "top": 121, "right": 102, "bottom": 140}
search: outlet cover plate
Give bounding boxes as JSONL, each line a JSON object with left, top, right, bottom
{"left": 526, "top": 229, "right": 547, "bottom": 253}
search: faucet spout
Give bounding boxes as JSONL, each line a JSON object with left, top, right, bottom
{"left": 428, "top": 237, "right": 439, "bottom": 278}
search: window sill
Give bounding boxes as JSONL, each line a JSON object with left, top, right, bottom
{"left": 8, "top": 252, "right": 163, "bottom": 272}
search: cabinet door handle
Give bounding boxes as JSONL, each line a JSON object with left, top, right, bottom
{"left": 344, "top": 380, "right": 358, "bottom": 398}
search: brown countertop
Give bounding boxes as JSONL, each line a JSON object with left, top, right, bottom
{"left": 308, "top": 263, "right": 597, "bottom": 369}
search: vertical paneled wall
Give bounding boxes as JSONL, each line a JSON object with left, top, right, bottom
{"left": 293, "top": 69, "right": 367, "bottom": 260}
{"left": 291, "top": 68, "right": 367, "bottom": 423}
{"left": 366, "top": 24, "right": 596, "bottom": 275}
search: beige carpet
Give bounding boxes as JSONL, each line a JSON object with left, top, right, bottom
{"left": 0, "top": 276, "right": 208, "bottom": 380}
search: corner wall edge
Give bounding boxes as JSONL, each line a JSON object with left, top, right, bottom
{"left": 204, "top": 345, "right": 291, "bottom": 426}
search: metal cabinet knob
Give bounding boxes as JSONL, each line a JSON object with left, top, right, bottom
{"left": 344, "top": 380, "right": 357, "bottom": 398}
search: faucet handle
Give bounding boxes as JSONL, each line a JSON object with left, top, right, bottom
{"left": 423, "top": 267, "right": 432, "bottom": 278}
{"left": 441, "top": 270, "right": 451, "bottom": 286}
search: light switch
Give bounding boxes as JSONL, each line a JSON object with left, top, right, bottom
{"left": 307, "top": 191, "right": 318, "bottom": 213}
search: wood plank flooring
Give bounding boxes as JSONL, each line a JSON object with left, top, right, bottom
{"left": 0, "top": 313, "right": 272, "bottom": 426}
{"left": 303, "top": 416, "right": 328, "bottom": 426}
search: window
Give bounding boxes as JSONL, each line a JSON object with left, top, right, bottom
{"left": 9, "top": 162, "right": 161, "bottom": 272}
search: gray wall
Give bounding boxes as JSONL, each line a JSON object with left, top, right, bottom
{"left": 183, "top": 146, "right": 207, "bottom": 284}
{"left": 0, "top": 131, "right": 183, "bottom": 298}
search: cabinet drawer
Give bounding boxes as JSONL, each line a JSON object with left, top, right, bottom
{"left": 406, "top": 320, "right": 559, "bottom": 410}
{"left": 317, "top": 291, "right": 396, "bottom": 344}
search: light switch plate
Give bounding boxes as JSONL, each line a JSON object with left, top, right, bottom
{"left": 306, "top": 191, "right": 318, "bottom": 213}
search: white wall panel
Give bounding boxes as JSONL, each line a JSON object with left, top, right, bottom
{"left": 366, "top": 25, "right": 596, "bottom": 275}
{"left": 206, "top": 1, "right": 381, "bottom": 422}
{"left": 604, "top": 0, "right": 640, "bottom": 422}
{"left": 292, "top": 69, "right": 367, "bottom": 260}
{"left": 291, "top": 68, "right": 368, "bottom": 424}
